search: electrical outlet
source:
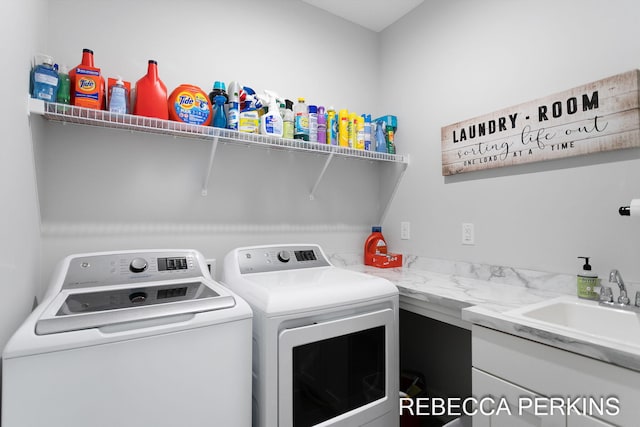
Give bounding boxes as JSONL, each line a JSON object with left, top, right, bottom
{"left": 462, "top": 223, "right": 474, "bottom": 245}
{"left": 401, "top": 222, "right": 410, "bottom": 240}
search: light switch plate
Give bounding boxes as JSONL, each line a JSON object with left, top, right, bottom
{"left": 401, "top": 222, "right": 410, "bottom": 240}
{"left": 462, "top": 223, "right": 474, "bottom": 245}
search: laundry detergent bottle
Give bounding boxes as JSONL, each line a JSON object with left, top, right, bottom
{"left": 364, "top": 226, "right": 387, "bottom": 264}
{"left": 69, "top": 48, "right": 105, "bottom": 109}
{"left": 133, "top": 60, "right": 168, "bottom": 120}
{"left": 364, "top": 226, "right": 402, "bottom": 268}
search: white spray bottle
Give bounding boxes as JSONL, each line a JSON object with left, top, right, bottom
{"left": 260, "top": 90, "right": 284, "bottom": 137}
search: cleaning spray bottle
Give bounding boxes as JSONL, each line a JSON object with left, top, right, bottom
{"left": 283, "top": 99, "right": 294, "bottom": 139}
{"left": 239, "top": 87, "right": 260, "bottom": 133}
{"left": 375, "top": 119, "right": 388, "bottom": 153}
{"left": 212, "top": 94, "right": 227, "bottom": 128}
{"left": 226, "top": 81, "right": 241, "bottom": 131}
{"left": 259, "top": 90, "right": 283, "bottom": 137}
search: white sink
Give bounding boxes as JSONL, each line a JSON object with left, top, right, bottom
{"left": 505, "top": 296, "right": 640, "bottom": 350}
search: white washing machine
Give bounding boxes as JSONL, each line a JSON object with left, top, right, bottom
{"left": 222, "top": 244, "right": 399, "bottom": 427}
{"left": 2, "top": 249, "right": 253, "bottom": 427}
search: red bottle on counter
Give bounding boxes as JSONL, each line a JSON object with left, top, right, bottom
{"left": 133, "top": 60, "right": 168, "bottom": 120}
{"left": 364, "top": 226, "right": 402, "bottom": 268}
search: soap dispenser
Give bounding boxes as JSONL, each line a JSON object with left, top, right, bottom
{"left": 577, "top": 256, "right": 600, "bottom": 300}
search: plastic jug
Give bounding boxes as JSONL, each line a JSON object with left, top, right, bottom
{"left": 31, "top": 55, "right": 58, "bottom": 102}
{"left": 365, "top": 226, "right": 387, "bottom": 258}
{"left": 69, "top": 48, "right": 105, "bottom": 109}
{"left": 133, "top": 60, "right": 168, "bottom": 120}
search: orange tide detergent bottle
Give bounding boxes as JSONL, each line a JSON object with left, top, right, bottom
{"left": 69, "top": 48, "right": 105, "bottom": 109}
{"left": 364, "top": 226, "right": 402, "bottom": 268}
{"left": 168, "top": 84, "right": 212, "bottom": 126}
{"left": 133, "top": 60, "right": 168, "bottom": 120}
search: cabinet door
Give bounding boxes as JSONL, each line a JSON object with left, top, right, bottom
{"left": 567, "top": 414, "right": 615, "bottom": 427}
{"left": 472, "top": 368, "right": 565, "bottom": 427}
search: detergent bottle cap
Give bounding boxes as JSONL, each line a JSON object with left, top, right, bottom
{"left": 372, "top": 226, "right": 382, "bottom": 233}
{"left": 213, "top": 81, "right": 226, "bottom": 91}
{"left": 285, "top": 99, "right": 293, "bottom": 110}
{"left": 308, "top": 105, "right": 317, "bottom": 114}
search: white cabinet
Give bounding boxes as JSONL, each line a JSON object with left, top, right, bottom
{"left": 472, "top": 325, "right": 635, "bottom": 427}
{"left": 472, "top": 368, "right": 564, "bottom": 427}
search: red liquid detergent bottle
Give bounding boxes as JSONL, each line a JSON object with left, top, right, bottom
{"left": 133, "top": 60, "right": 168, "bottom": 120}
{"left": 69, "top": 48, "right": 105, "bottom": 109}
{"left": 364, "top": 226, "right": 402, "bottom": 268}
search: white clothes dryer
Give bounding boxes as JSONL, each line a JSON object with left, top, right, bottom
{"left": 222, "top": 244, "right": 399, "bottom": 427}
{"left": 2, "top": 249, "right": 253, "bottom": 427}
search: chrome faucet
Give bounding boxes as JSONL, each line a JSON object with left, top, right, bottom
{"left": 609, "top": 269, "right": 630, "bottom": 305}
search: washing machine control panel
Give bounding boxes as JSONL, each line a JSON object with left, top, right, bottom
{"left": 62, "top": 251, "right": 201, "bottom": 290}
{"left": 237, "top": 245, "right": 330, "bottom": 274}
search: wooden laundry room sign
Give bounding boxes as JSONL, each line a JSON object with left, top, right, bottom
{"left": 441, "top": 70, "right": 640, "bottom": 176}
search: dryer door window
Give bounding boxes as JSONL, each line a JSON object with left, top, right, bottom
{"left": 278, "top": 308, "right": 395, "bottom": 427}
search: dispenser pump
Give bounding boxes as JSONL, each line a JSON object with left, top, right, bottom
{"left": 578, "top": 256, "right": 592, "bottom": 272}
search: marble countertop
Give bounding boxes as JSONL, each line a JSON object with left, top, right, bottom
{"left": 334, "top": 255, "right": 640, "bottom": 373}
{"left": 345, "top": 263, "right": 566, "bottom": 315}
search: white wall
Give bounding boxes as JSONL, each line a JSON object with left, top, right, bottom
{"left": 381, "top": 0, "right": 640, "bottom": 282}
{"left": 35, "top": 0, "right": 385, "bottom": 287}
{"left": 12, "top": 0, "right": 640, "bottom": 348}
{"left": 0, "top": 0, "right": 45, "bottom": 354}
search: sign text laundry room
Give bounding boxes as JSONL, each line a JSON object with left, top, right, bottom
{"left": 441, "top": 70, "right": 640, "bottom": 176}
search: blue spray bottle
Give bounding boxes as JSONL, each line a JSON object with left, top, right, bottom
{"left": 213, "top": 95, "right": 227, "bottom": 128}
{"left": 375, "top": 120, "right": 388, "bottom": 153}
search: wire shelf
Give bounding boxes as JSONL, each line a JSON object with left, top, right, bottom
{"left": 32, "top": 100, "right": 408, "bottom": 164}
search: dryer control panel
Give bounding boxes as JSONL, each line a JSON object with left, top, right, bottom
{"left": 237, "top": 245, "right": 330, "bottom": 274}
{"left": 62, "top": 250, "right": 202, "bottom": 290}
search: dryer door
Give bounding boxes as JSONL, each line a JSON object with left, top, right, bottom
{"left": 278, "top": 308, "right": 396, "bottom": 427}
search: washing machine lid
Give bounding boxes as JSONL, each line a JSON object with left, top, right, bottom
{"left": 35, "top": 277, "right": 236, "bottom": 335}
{"left": 231, "top": 267, "right": 397, "bottom": 315}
